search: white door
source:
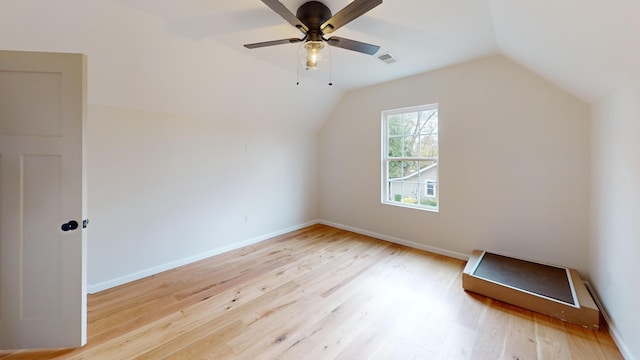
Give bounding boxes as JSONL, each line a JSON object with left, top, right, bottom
{"left": 0, "top": 50, "right": 87, "bottom": 349}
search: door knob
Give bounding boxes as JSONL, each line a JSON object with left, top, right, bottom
{"left": 61, "top": 220, "right": 79, "bottom": 232}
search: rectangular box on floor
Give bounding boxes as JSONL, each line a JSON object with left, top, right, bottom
{"left": 462, "top": 250, "right": 600, "bottom": 329}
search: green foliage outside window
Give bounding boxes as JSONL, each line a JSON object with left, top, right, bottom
{"left": 387, "top": 110, "right": 438, "bottom": 179}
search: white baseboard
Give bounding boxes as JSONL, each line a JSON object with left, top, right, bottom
{"left": 87, "top": 220, "right": 319, "bottom": 294}
{"left": 583, "top": 281, "right": 636, "bottom": 360}
{"left": 317, "top": 219, "right": 470, "bottom": 261}
{"left": 87, "top": 219, "right": 467, "bottom": 294}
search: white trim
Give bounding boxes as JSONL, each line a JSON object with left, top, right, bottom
{"left": 382, "top": 103, "right": 439, "bottom": 116}
{"left": 87, "top": 220, "right": 320, "bottom": 294}
{"left": 88, "top": 219, "right": 467, "bottom": 293}
{"left": 317, "top": 219, "right": 469, "bottom": 261}
{"left": 381, "top": 200, "right": 439, "bottom": 212}
{"left": 583, "top": 281, "right": 636, "bottom": 360}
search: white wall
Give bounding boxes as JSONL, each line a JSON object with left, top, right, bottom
{"left": 0, "top": 0, "right": 343, "bottom": 132}
{"left": 86, "top": 104, "right": 319, "bottom": 291}
{"left": 319, "top": 55, "right": 591, "bottom": 274}
{"left": 0, "top": 0, "right": 341, "bottom": 294}
{"left": 591, "top": 81, "right": 640, "bottom": 360}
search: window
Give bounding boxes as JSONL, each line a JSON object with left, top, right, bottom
{"left": 382, "top": 104, "right": 439, "bottom": 211}
{"left": 425, "top": 181, "right": 436, "bottom": 198}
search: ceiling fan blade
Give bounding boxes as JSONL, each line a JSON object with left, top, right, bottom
{"left": 244, "top": 38, "right": 303, "bottom": 49}
{"left": 261, "top": 0, "right": 309, "bottom": 33}
{"left": 321, "top": 0, "right": 382, "bottom": 34}
{"left": 326, "top": 36, "right": 380, "bottom": 55}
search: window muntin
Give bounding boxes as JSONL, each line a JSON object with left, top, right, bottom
{"left": 382, "top": 104, "right": 439, "bottom": 211}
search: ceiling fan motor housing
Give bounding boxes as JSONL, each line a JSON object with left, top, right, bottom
{"left": 296, "top": 1, "right": 332, "bottom": 41}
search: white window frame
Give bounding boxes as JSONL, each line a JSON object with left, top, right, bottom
{"left": 381, "top": 103, "right": 439, "bottom": 212}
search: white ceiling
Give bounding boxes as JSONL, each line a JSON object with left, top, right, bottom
{"left": 1, "top": 0, "right": 638, "bottom": 129}
{"left": 113, "top": 0, "right": 499, "bottom": 87}
{"left": 489, "top": 0, "right": 640, "bottom": 103}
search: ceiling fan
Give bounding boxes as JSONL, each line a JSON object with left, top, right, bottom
{"left": 244, "top": 0, "right": 382, "bottom": 70}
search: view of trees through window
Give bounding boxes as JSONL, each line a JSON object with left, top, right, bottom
{"left": 383, "top": 105, "right": 439, "bottom": 210}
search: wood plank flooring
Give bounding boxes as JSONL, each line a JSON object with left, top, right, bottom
{"left": 0, "top": 224, "right": 623, "bottom": 359}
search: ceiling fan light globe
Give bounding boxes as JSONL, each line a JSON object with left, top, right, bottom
{"left": 303, "top": 41, "right": 325, "bottom": 70}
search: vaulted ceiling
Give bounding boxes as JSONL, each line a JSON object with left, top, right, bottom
{"left": 1, "top": 0, "right": 638, "bottom": 130}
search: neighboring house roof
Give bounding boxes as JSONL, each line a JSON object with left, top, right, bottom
{"left": 389, "top": 163, "right": 437, "bottom": 181}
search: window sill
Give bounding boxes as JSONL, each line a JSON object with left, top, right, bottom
{"left": 382, "top": 201, "right": 439, "bottom": 213}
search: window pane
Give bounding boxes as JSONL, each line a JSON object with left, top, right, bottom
{"left": 388, "top": 180, "right": 403, "bottom": 202}
{"left": 429, "top": 134, "right": 439, "bottom": 157}
{"left": 388, "top": 160, "right": 403, "bottom": 179}
{"left": 388, "top": 115, "right": 403, "bottom": 136}
{"left": 402, "top": 182, "right": 419, "bottom": 204}
{"left": 418, "top": 134, "right": 437, "bottom": 157}
{"left": 418, "top": 110, "right": 438, "bottom": 157}
{"left": 404, "top": 135, "right": 418, "bottom": 157}
{"left": 388, "top": 136, "right": 403, "bottom": 157}
{"left": 403, "top": 161, "right": 418, "bottom": 177}
{"left": 402, "top": 112, "right": 418, "bottom": 136}
{"left": 420, "top": 110, "right": 438, "bottom": 133}
{"left": 418, "top": 160, "right": 437, "bottom": 172}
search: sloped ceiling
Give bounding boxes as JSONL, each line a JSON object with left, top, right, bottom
{"left": 0, "top": 0, "right": 638, "bottom": 129}
{"left": 489, "top": 0, "right": 640, "bottom": 103}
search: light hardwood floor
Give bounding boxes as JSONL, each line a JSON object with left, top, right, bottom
{"left": 0, "top": 224, "right": 623, "bottom": 359}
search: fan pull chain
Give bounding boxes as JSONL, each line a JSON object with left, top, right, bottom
{"left": 328, "top": 46, "right": 333, "bottom": 86}
{"left": 296, "top": 49, "right": 300, "bottom": 85}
